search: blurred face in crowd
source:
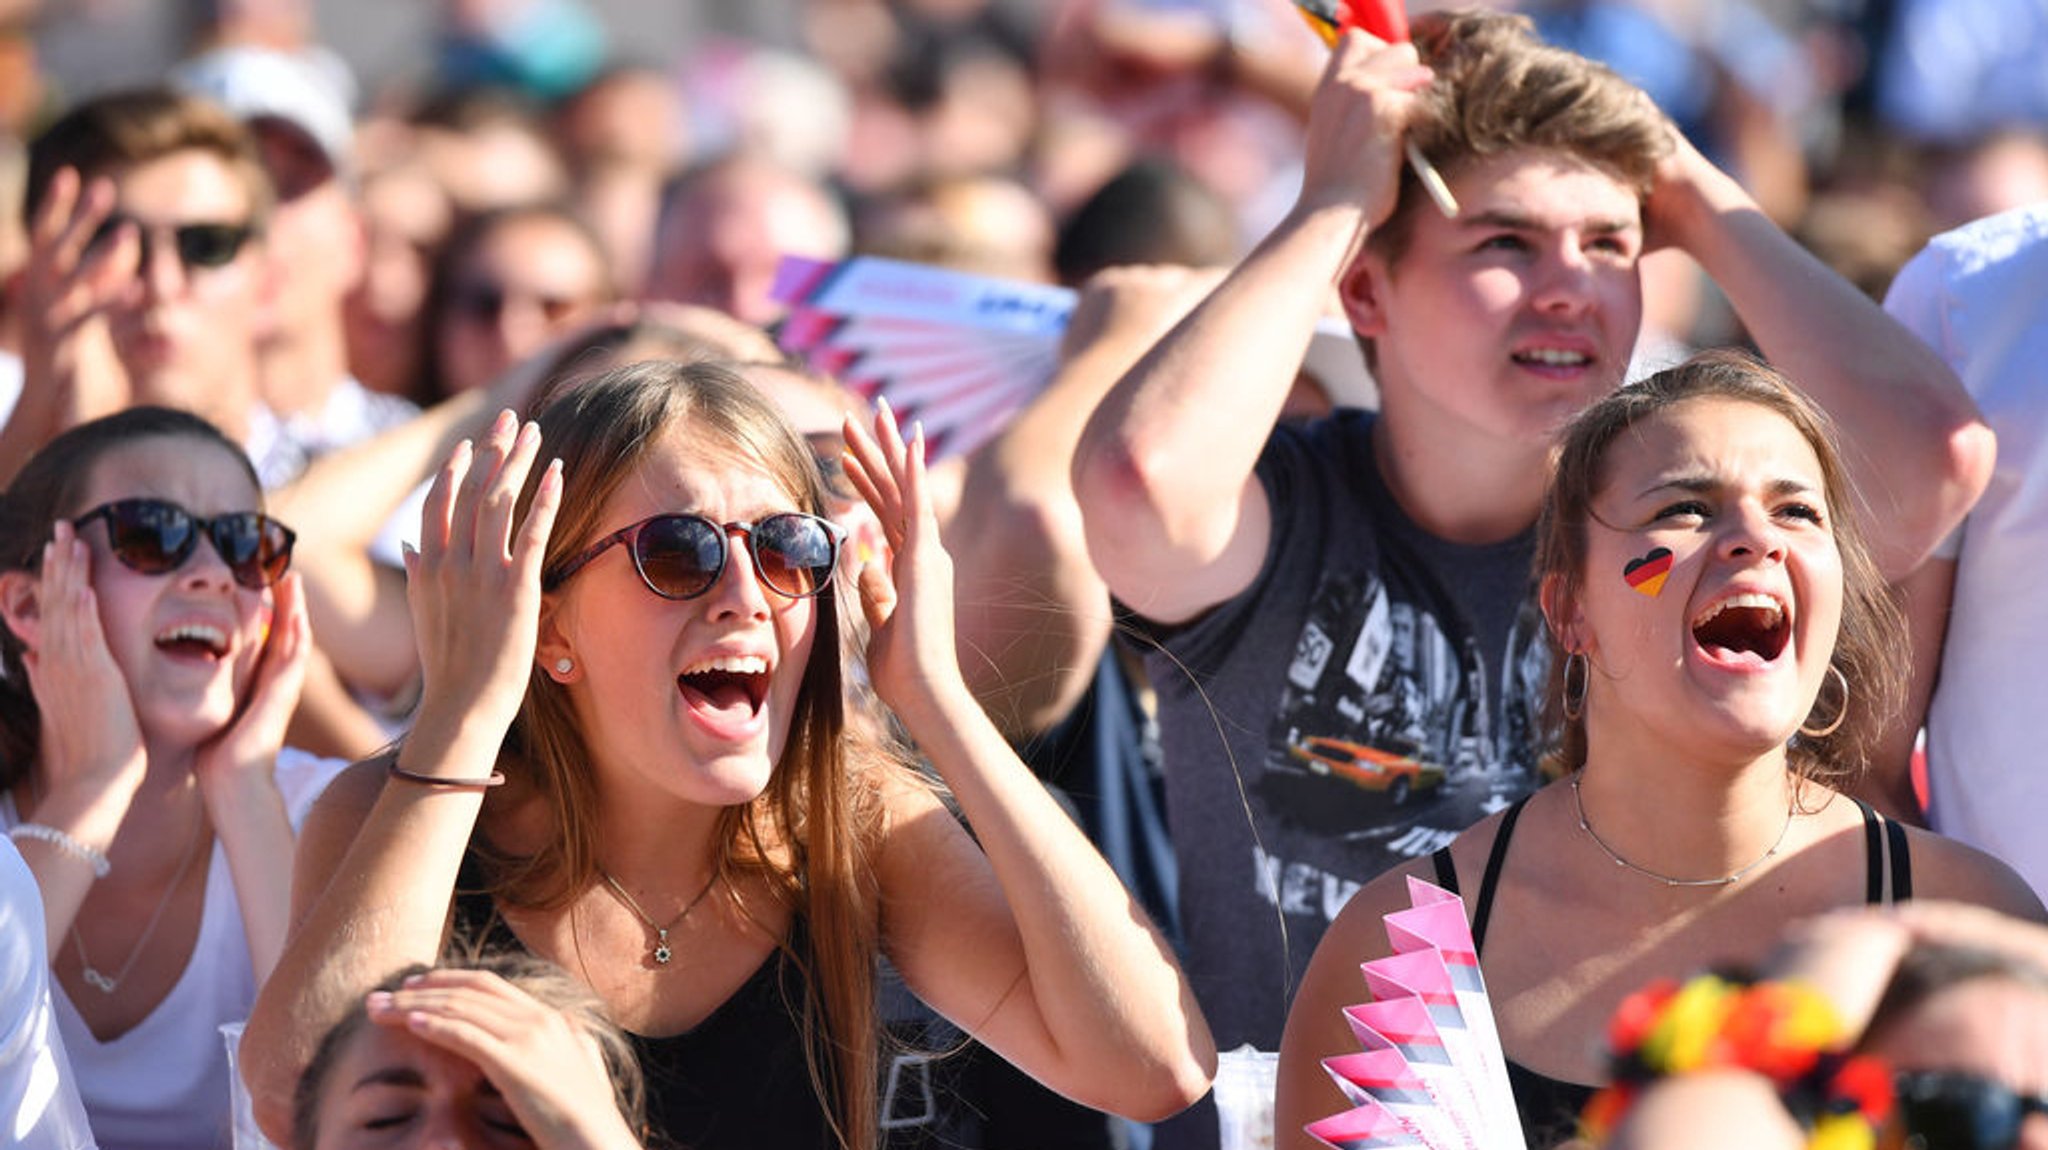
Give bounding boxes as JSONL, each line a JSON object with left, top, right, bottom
{"left": 643, "top": 160, "right": 847, "bottom": 327}
{"left": 102, "top": 148, "right": 269, "bottom": 435}
{"left": 433, "top": 211, "right": 611, "bottom": 397}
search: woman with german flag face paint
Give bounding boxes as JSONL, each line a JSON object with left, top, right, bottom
{"left": 1276, "top": 351, "right": 2047, "bottom": 1149}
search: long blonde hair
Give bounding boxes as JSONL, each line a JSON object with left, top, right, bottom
{"left": 485, "top": 358, "right": 894, "bottom": 1149}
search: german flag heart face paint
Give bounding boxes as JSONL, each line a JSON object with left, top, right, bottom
{"left": 1624, "top": 547, "right": 1673, "bottom": 597}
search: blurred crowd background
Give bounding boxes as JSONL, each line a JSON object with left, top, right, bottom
{"left": 0, "top": 0, "right": 2041, "bottom": 382}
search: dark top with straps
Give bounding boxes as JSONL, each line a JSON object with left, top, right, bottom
{"left": 1427, "top": 794, "right": 1913, "bottom": 1149}
{"left": 452, "top": 860, "right": 837, "bottom": 1150}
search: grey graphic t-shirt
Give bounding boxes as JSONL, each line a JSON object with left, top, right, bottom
{"left": 1133, "top": 410, "right": 1550, "bottom": 1054}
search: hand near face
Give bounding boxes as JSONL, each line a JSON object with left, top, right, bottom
{"left": 840, "top": 399, "right": 963, "bottom": 716}
{"left": 364, "top": 969, "right": 640, "bottom": 1150}
{"left": 18, "top": 167, "right": 137, "bottom": 425}
{"left": 21, "top": 521, "right": 146, "bottom": 806}
{"left": 1299, "top": 30, "right": 1434, "bottom": 227}
{"left": 406, "top": 411, "right": 560, "bottom": 746}
{"left": 194, "top": 570, "right": 309, "bottom": 803}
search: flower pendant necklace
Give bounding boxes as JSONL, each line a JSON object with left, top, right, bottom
{"left": 599, "top": 869, "right": 718, "bottom": 965}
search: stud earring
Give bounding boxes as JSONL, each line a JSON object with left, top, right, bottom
{"left": 555, "top": 657, "right": 574, "bottom": 675}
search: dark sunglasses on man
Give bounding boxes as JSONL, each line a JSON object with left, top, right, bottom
{"left": 1893, "top": 1069, "right": 2048, "bottom": 1150}
{"left": 73, "top": 497, "right": 296, "bottom": 590}
{"left": 88, "top": 213, "right": 258, "bottom": 273}
{"left": 448, "top": 281, "right": 586, "bottom": 326}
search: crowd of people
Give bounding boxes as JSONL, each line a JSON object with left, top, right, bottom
{"left": 0, "top": 1, "right": 2045, "bottom": 1148}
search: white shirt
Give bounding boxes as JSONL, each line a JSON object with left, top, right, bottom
{"left": 0, "top": 839, "right": 95, "bottom": 1149}
{"left": 1885, "top": 202, "right": 2048, "bottom": 899}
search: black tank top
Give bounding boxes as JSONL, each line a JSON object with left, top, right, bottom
{"left": 452, "top": 860, "right": 837, "bottom": 1150}
{"left": 1425, "top": 794, "right": 1914, "bottom": 1148}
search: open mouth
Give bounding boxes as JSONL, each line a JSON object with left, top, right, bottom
{"left": 1690, "top": 593, "right": 1790, "bottom": 663}
{"left": 1512, "top": 348, "right": 1592, "bottom": 370}
{"left": 155, "top": 622, "right": 229, "bottom": 660}
{"left": 676, "top": 654, "right": 771, "bottom": 719}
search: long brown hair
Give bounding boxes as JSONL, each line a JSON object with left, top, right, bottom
{"left": 483, "top": 358, "right": 891, "bottom": 1149}
{"left": 1533, "top": 350, "right": 1907, "bottom": 784}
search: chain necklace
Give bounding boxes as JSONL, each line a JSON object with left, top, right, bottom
{"left": 72, "top": 818, "right": 207, "bottom": 994}
{"left": 598, "top": 870, "right": 718, "bottom": 966}
{"left": 1570, "top": 772, "right": 1793, "bottom": 888}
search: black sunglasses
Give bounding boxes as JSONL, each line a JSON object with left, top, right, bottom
{"left": 74, "top": 498, "right": 296, "bottom": 590}
{"left": 1896, "top": 1070, "right": 2048, "bottom": 1150}
{"left": 89, "top": 214, "right": 257, "bottom": 272}
{"left": 449, "top": 282, "right": 585, "bottom": 326}
{"left": 544, "top": 512, "right": 845, "bottom": 601}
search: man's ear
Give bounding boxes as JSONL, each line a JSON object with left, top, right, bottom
{"left": 533, "top": 593, "right": 580, "bottom": 684}
{"left": 1337, "top": 248, "right": 1391, "bottom": 340}
{"left": 0, "top": 570, "right": 42, "bottom": 653}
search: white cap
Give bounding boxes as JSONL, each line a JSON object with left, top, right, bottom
{"left": 170, "top": 45, "right": 356, "bottom": 174}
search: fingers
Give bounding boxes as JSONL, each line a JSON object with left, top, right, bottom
{"left": 420, "top": 411, "right": 549, "bottom": 565}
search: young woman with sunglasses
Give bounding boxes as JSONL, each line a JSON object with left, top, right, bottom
{"left": 1273, "top": 352, "right": 2046, "bottom": 1150}
{"left": 0, "top": 406, "right": 337, "bottom": 1148}
{"left": 242, "top": 359, "right": 1216, "bottom": 1148}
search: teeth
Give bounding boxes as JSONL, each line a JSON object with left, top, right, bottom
{"left": 683, "top": 654, "right": 768, "bottom": 677}
{"left": 1693, "top": 593, "right": 1784, "bottom": 628}
{"left": 1518, "top": 348, "right": 1589, "bottom": 366}
{"left": 158, "top": 623, "right": 228, "bottom": 651}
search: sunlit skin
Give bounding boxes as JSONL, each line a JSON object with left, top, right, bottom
{"left": 536, "top": 423, "right": 818, "bottom": 814}
{"left": 66, "top": 436, "right": 272, "bottom": 753}
{"left": 1865, "top": 979, "right": 2048, "bottom": 1150}
{"left": 434, "top": 215, "right": 609, "bottom": 398}
{"left": 102, "top": 152, "right": 267, "bottom": 428}
{"left": 1349, "top": 148, "right": 1645, "bottom": 456}
{"left": 1566, "top": 398, "right": 1843, "bottom": 768}
{"left": 308, "top": 1024, "right": 536, "bottom": 1150}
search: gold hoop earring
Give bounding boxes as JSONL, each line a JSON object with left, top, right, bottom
{"left": 1562, "top": 650, "right": 1589, "bottom": 723}
{"left": 1799, "top": 664, "right": 1850, "bottom": 739}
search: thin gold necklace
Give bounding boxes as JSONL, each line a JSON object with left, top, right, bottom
{"left": 73, "top": 818, "right": 207, "bottom": 994}
{"left": 1570, "top": 772, "right": 1793, "bottom": 888}
{"left": 598, "top": 870, "right": 718, "bottom": 966}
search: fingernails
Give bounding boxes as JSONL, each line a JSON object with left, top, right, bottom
{"left": 492, "top": 409, "right": 517, "bottom": 436}
{"left": 366, "top": 991, "right": 394, "bottom": 1011}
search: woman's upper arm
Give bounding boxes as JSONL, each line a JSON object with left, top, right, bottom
{"left": 287, "top": 755, "right": 389, "bottom": 932}
{"left": 1276, "top": 865, "right": 1427, "bottom": 1150}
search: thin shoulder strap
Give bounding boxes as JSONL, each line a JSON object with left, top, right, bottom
{"left": 1431, "top": 845, "right": 1460, "bottom": 895}
{"left": 1854, "top": 798, "right": 1884, "bottom": 904}
{"left": 1472, "top": 795, "right": 1533, "bottom": 957}
{"left": 1885, "top": 816, "right": 1914, "bottom": 902}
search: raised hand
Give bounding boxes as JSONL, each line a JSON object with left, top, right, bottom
{"left": 18, "top": 167, "right": 136, "bottom": 429}
{"left": 839, "top": 399, "right": 962, "bottom": 718}
{"left": 195, "top": 570, "right": 310, "bottom": 803}
{"left": 25, "top": 521, "right": 145, "bottom": 806}
{"left": 366, "top": 968, "right": 641, "bottom": 1149}
{"left": 406, "top": 411, "right": 560, "bottom": 750}
{"left": 1298, "top": 29, "right": 1434, "bottom": 226}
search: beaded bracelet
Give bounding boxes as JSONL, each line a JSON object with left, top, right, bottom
{"left": 386, "top": 762, "right": 506, "bottom": 789}
{"left": 1580, "top": 973, "right": 1893, "bottom": 1150}
{"left": 7, "top": 823, "right": 112, "bottom": 878}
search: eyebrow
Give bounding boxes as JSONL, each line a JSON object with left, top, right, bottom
{"left": 1636, "top": 474, "right": 1821, "bottom": 500}
{"left": 1460, "top": 208, "right": 1640, "bottom": 236}
{"left": 351, "top": 1067, "right": 426, "bottom": 1093}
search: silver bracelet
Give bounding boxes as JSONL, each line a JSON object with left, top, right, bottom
{"left": 7, "top": 823, "right": 111, "bottom": 878}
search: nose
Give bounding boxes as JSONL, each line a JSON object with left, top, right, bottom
{"left": 1717, "top": 501, "right": 1787, "bottom": 565}
{"left": 176, "top": 528, "right": 239, "bottom": 592}
{"left": 137, "top": 231, "right": 190, "bottom": 301}
{"left": 703, "top": 526, "right": 774, "bottom": 619}
{"left": 1528, "top": 242, "right": 1596, "bottom": 317}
